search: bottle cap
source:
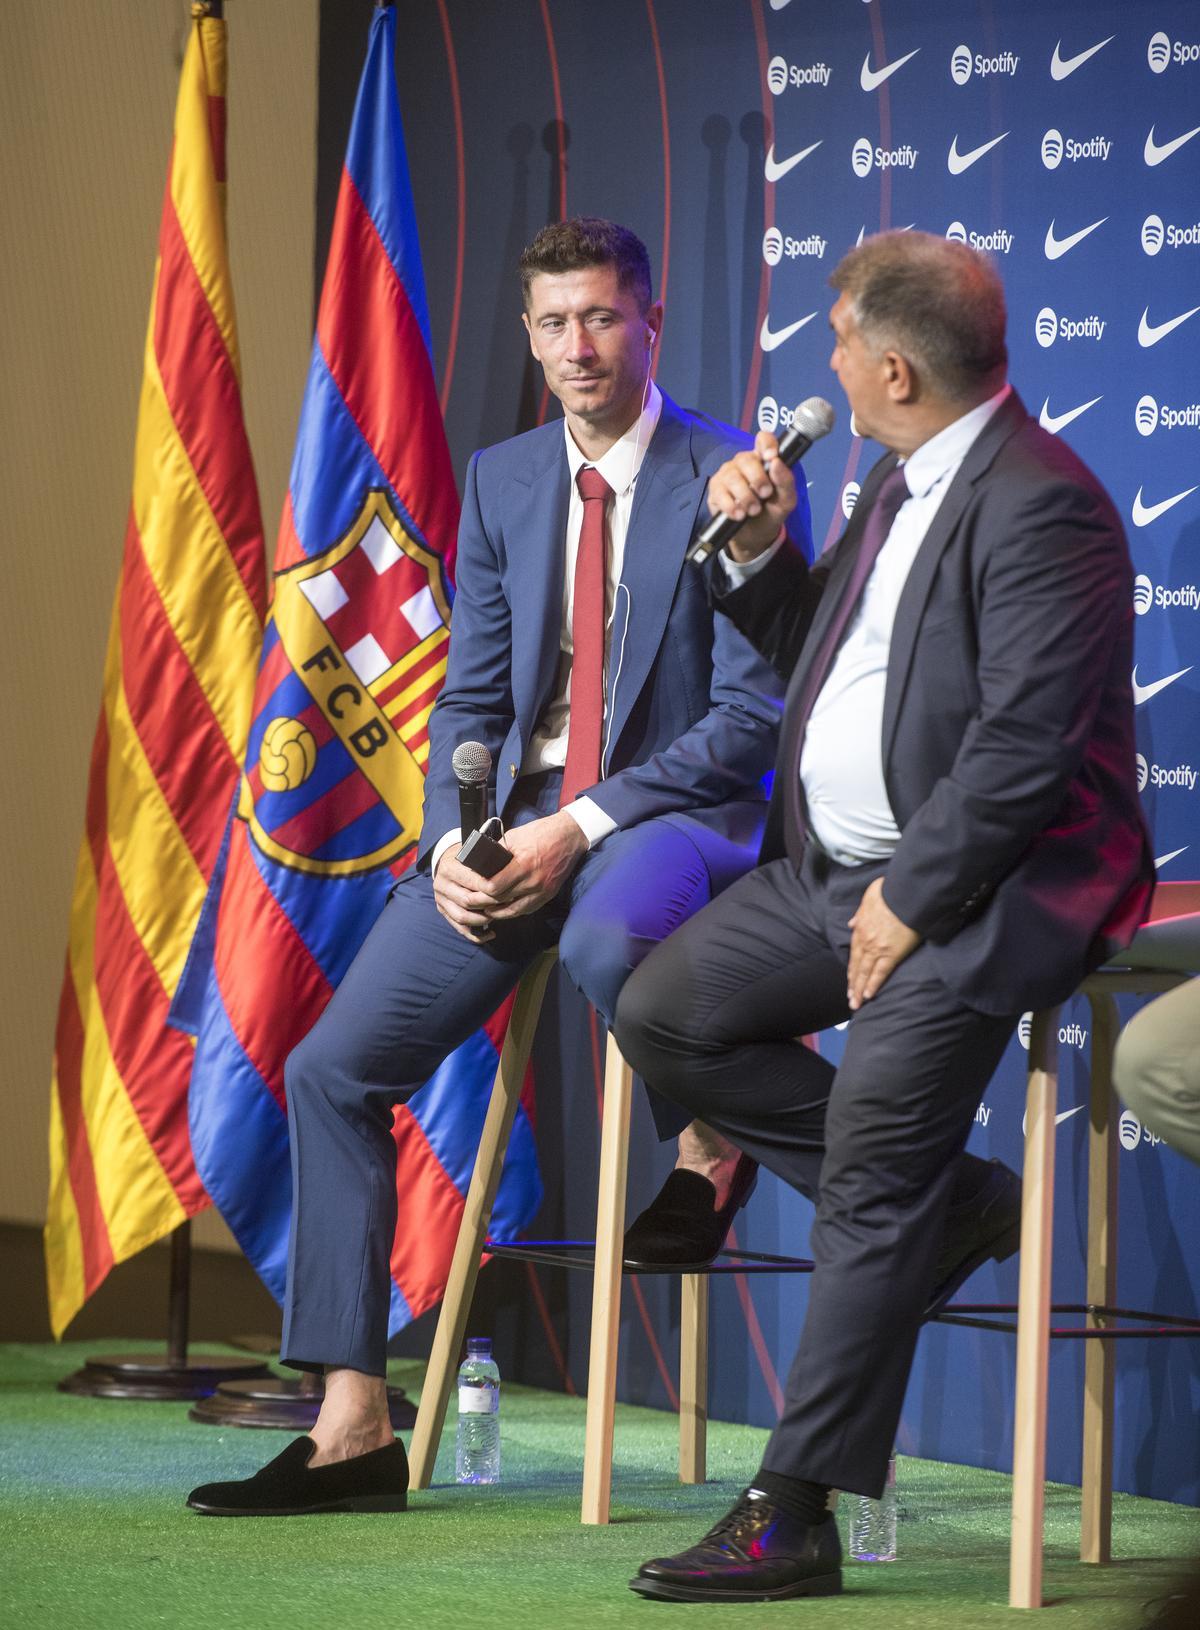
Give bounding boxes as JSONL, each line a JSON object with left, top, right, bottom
{"left": 466, "top": 1337, "right": 492, "bottom": 1356}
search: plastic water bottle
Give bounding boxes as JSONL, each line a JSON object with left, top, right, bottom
{"left": 455, "top": 1337, "right": 500, "bottom": 1484}
{"left": 848, "top": 1451, "right": 897, "bottom": 1562}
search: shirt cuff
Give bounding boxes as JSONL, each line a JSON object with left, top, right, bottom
{"left": 564, "top": 795, "right": 618, "bottom": 848}
{"left": 431, "top": 827, "right": 464, "bottom": 874}
{"left": 719, "top": 528, "right": 786, "bottom": 587}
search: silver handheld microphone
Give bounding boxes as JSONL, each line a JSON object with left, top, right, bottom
{"left": 688, "top": 396, "right": 836, "bottom": 565}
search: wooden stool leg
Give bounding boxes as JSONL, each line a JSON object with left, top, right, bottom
{"left": 409, "top": 953, "right": 555, "bottom": 1489}
{"left": 1010, "top": 1006, "right": 1060, "bottom": 1611}
{"left": 1081, "top": 992, "right": 1119, "bottom": 1565}
{"left": 581, "top": 1030, "right": 634, "bottom": 1525}
{"left": 679, "top": 1273, "right": 709, "bottom": 1483}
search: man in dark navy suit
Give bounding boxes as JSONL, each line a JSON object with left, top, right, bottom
{"left": 187, "top": 218, "right": 803, "bottom": 1516}
{"left": 616, "top": 231, "right": 1154, "bottom": 1601}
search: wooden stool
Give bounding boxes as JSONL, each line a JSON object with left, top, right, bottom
{"left": 938, "top": 881, "right": 1200, "bottom": 1608}
{"left": 408, "top": 953, "right": 720, "bottom": 1523}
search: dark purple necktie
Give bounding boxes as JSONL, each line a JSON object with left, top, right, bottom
{"left": 786, "top": 462, "right": 910, "bottom": 854}
{"left": 792, "top": 462, "right": 910, "bottom": 740}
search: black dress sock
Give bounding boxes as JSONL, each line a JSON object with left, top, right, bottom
{"left": 752, "top": 1468, "right": 832, "bottom": 1526}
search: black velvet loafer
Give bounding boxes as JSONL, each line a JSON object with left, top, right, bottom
{"left": 925, "top": 1157, "right": 1022, "bottom": 1318}
{"left": 622, "top": 1154, "right": 759, "bottom": 1271}
{"left": 187, "top": 1435, "right": 409, "bottom": 1516}
{"left": 630, "top": 1487, "right": 843, "bottom": 1601}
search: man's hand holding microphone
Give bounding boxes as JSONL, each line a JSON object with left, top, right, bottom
{"left": 703, "top": 429, "right": 799, "bottom": 562}
{"left": 432, "top": 741, "right": 588, "bottom": 944}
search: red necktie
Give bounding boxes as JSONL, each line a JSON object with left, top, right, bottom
{"left": 560, "top": 465, "right": 613, "bottom": 806}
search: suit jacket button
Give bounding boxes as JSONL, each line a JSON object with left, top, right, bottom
{"left": 509, "top": 763, "right": 517, "bottom": 777}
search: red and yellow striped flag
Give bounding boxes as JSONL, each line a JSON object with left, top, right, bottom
{"left": 46, "top": 5, "right": 266, "bottom": 1337}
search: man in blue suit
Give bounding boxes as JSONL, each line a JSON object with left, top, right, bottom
{"left": 187, "top": 218, "right": 803, "bottom": 1516}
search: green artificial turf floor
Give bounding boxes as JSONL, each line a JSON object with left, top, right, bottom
{"left": 2, "top": 1342, "right": 1197, "bottom": 1629}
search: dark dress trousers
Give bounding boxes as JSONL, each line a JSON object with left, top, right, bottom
{"left": 279, "top": 395, "right": 800, "bottom": 1377}
{"left": 614, "top": 390, "right": 1155, "bottom": 1497}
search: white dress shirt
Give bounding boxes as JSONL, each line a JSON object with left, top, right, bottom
{"left": 800, "top": 385, "right": 1011, "bottom": 863}
{"left": 432, "top": 383, "right": 662, "bottom": 872}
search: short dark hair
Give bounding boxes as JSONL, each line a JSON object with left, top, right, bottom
{"left": 830, "top": 231, "right": 1007, "bottom": 401}
{"left": 519, "top": 217, "right": 653, "bottom": 312}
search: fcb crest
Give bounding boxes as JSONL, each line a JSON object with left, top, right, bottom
{"left": 239, "top": 490, "right": 452, "bottom": 875}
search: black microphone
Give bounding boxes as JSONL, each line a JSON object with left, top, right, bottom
{"left": 688, "top": 396, "right": 836, "bottom": 565}
{"left": 452, "top": 740, "right": 491, "bottom": 841}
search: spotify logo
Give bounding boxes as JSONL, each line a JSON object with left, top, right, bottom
{"left": 1041, "top": 128, "right": 1064, "bottom": 169}
{"left": 1135, "top": 396, "right": 1160, "bottom": 436}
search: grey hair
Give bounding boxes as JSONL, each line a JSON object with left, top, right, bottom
{"left": 830, "top": 231, "right": 1007, "bottom": 400}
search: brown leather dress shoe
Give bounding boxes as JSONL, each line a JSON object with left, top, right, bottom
{"left": 925, "top": 1157, "right": 1022, "bottom": 1317}
{"left": 630, "top": 1487, "right": 843, "bottom": 1601}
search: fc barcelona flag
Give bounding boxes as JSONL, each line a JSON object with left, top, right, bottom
{"left": 45, "top": 6, "right": 267, "bottom": 1336}
{"left": 180, "top": 3, "right": 541, "bottom": 1333}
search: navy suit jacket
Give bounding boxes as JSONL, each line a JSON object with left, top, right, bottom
{"left": 712, "top": 390, "right": 1155, "bottom": 1014}
{"left": 418, "top": 393, "right": 803, "bottom": 882}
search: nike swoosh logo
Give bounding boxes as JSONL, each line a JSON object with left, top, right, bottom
{"left": 1132, "top": 484, "right": 1199, "bottom": 527}
{"left": 1132, "top": 663, "right": 1193, "bottom": 705}
{"left": 1155, "top": 846, "right": 1189, "bottom": 870}
{"left": 1138, "top": 304, "right": 1200, "bottom": 347}
{"left": 760, "top": 312, "right": 817, "bottom": 352}
{"left": 1022, "top": 1103, "right": 1087, "bottom": 1137}
{"left": 1050, "top": 36, "right": 1114, "bottom": 80}
{"left": 769, "top": 0, "right": 794, "bottom": 9}
{"left": 948, "top": 132, "right": 1008, "bottom": 174}
{"left": 1044, "top": 217, "right": 1107, "bottom": 259}
{"left": 1145, "top": 123, "right": 1200, "bottom": 166}
{"left": 1039, "top": 395, "right": 1102, "bottom": 434}
{"left": 764, "top": 140, "right": 822, "bottom": 182}
{"left": 860, "top": 47, "right": 920, "bottom": 92}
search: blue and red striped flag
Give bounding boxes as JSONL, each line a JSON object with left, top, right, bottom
{"left": 179, "top": 3, "right": 540, "bottom": 1333}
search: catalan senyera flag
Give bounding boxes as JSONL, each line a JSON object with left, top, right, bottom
{"left": 179, "top": 3, "right": 541, "bottom": 1336}
{"left": 46, "top": 7, "right": 267, "bottom": 1337}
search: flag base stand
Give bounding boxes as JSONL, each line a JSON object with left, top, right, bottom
{"left": 57, "top": 1221, "right": 272, "bottom": 1402}
{"left": 188, "top": 1368, "right": 416, "bottom": 1430}
{"left": 58, "top": 1349, "right": 271, "bottom": 1402}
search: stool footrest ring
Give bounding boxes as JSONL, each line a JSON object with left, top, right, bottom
{"left": 934, "top": 1301, "right": 1200, "bottom": 1338}
{"left": 485, "top": 1239, "right": 815, "bottom": 1277}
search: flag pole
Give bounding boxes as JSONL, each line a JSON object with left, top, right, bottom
{"left": 58, "top": 1221, "right": 274, "bottom": 1400}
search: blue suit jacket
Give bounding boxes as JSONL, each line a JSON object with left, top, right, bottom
{"left": 418, "top": 393, "right": 803, "bottom": 880}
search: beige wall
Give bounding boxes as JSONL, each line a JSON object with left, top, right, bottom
{"left": 0, "top": 0, "right": 318, "bottom": 1253}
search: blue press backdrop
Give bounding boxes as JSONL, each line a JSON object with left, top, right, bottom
{"left": 359, "top": 0, "right": 1200, "bottom": 1506}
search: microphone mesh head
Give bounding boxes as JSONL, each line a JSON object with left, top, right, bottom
{"left": 451, "top": 740, "right": 492, "bottom": 783}
{"left": 791, "top": 397, "right": 836, "bottom": 442}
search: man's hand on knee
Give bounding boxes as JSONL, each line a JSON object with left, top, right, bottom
{"left": 433, "top": 852, "right": 508, "bottom": 943}
{"left": 486, "top": 811, "right": 589, "bottom": 920}
{"left": 847, "top": 877, "right": 921, "bottom": 1010}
